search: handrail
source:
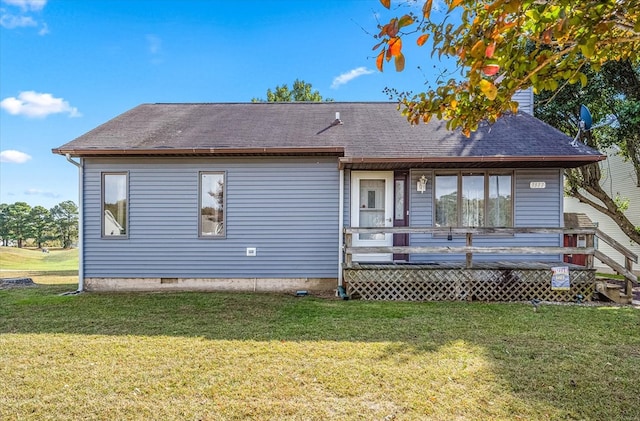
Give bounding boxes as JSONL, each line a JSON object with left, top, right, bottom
{"left": 345, "top": 227, "right": 596, "bottom": 235}
{"left": 594, "top": 250, "right": 638, "bottom": 284}
{"left": 343, "top": 226, "right": 638, "bottom": 289}
{"left": 346, "top": 246, "right": 595, "bottom": 255}
{"left": 595, "top": 228, "right": 638, "bottom": 263}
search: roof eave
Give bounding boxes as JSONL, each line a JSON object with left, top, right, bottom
{"left": 52, "top": 146, "right": 346, "bottom": 158}
{"left": 338, "top": 154, "right": 607, "bottom": 169}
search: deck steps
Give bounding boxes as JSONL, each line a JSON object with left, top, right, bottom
{"left": 595, "top": 280, "right": 632, "bottom": 304}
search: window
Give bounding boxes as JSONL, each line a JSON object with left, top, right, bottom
{"left": 462, "top": 173, "right": 484, "bottom": 227}
{"left": 359, "top": 179, "right": 386, "bottom": 240}
{"left": 487, "top": 174, "right": 512, "bottom": 227}
{"left": 394, "top": 179, "right": 405, "bottom": 221}
{"left": 199, "top": 172, "right": 225, "bottom": 237}
{"left": 102, "top": 173, "right": 128, "bottom": 237}
{"left": 435, "top": 172, "right": 512, "bottom": 227}
{"left": 435, "top": 175, "right": 457, "bottom": 227}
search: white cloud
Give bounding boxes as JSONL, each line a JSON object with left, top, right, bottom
{"left": 146, "top": 34, "right": 164, "bottom": 64}
{"left": 1, "top": 0, "right": 48, "bottom": 33}
{"left": 37, "top": 21, "right": 48, "bottom": 35}
{"left": 331, "top": 67, "right": 375, "bottom": 89}
{"left": 2, "top": 0, "right": 47, "bottom": 12}
{"left": 0, "top": 149, "right": 32, "bottom": 163}
{"left": 24, "top": 188, "right": 60, "bottom": 198}
{"left": 0, "top": 12, "right": 36, "bottom": 28}
{"left": 1, "top": 91, "right": 81, "bottom": 118}
{"left": 146, "top": 34, "right": 161, "bottom": 54}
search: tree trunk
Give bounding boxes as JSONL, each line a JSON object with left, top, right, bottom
{"left": 566, "top": 163, "right": 640, "bottom": 245}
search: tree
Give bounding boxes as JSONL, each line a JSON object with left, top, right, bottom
{"left": 29, "top": 205, "right": 54, "bottom": 249}
{"left": 374, "top": 0, "right": 639, "bottom": 136}
{"left": 536, "top": 59, "right": 640, "bottom": 182}
{"left": 535, "top": 60, "right": 640, "bottom": 244}
{"left": 51, "top": 201, "right": 78, "bottom": 249}
{"left": 0, "top": 201, "right": 79, "bottom": 248}
{"left": 0, "top": 203, "right": 10, "bottom": 246}
{"left": 251, "top": 79, "right": 333, "bottom": 102}
{"left": 3, "top": 202, "right": 31, "bottom": 248}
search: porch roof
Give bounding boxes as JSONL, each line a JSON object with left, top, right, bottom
{"left": 53, "top": 102, "right": 605, "bottom": 169}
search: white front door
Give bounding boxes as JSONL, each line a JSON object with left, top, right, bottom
{"left": 350, "top": 171, "right": 394, "bottom": 262}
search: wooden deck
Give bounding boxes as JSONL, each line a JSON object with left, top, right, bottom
{"left": 342, "top": 226, "right": 637, "bottom": 302}
{"left": 343, "top": 261, "right": 595, "bottom": 302}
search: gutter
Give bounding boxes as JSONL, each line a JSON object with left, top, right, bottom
{"left": 337, "top": 154, "right": 607, "bottom": 169}
{"left": 52, "top": 146, "right": 345, "bottom": 157}
{"left": 65, "top": 154, "right": 84, "bottom": 293}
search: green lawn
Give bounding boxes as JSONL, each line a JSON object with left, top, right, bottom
{"left": 1, "top": 285, "right": 639, "bottom": 420}
{"left": 0, "top": 246, "right": 78, "bottom": 285}
{"left": 0, "top": 246, "right": 79, "bottom": 271}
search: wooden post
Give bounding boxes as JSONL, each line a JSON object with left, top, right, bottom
{"left": 466, "top": 232, "right": 473, "bottom": 269}
{"left": 625, "top": 257, "right": 634, "bottom": 297}
{"left": 344, "top": 231, "right": 352, "bottom": 266}
{"left": 585, "top": 233, "right": 594, "bottom": 269}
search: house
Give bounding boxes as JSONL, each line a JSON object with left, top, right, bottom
{"left": 564, "top": 148, "right": 640, "bottom": 273}
{"left": 53, "top": 102, "right": 609, "bottom": 299}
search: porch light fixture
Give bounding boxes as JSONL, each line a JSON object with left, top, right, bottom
{"left": 417, "top": 175, "right": 427, "bottom": 193}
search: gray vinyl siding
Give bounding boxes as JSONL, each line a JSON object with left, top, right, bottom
{"left": 409, "top": 170, "right": 433, "bottom": 226}
{"left": 408, "top": 168, "right": 563, "bottom": 262}
{"left": 512, "top": 168, "right": 563, "bottom": 260}
{"left": 409, "top": 170, "right": 433, "bottom": 261}
{"left": 514, "top": 169, "right": 563, "bottom": 227}
{"left": 513, "top": 88, "right": 534, "bottom": 115}
{"left": 83, "top": 157, "right": 339, "bottom": 279}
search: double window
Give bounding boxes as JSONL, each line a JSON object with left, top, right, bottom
{"left": 102, "top": 173, "right": 128, "bottom": 237}
{"left": 199, "top": 172, "right": 225, "bottom": 238}
{"left": 435, "top": 172, "right": 512, "bottom": 227}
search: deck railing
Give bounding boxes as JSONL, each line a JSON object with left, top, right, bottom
{"left": 343, "top": 226, "right": 638, "bottom": 291}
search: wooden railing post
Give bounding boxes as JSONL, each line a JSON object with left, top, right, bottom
{"left": 466, "top": 232, "right": 473, "bottom": 268}
{"left": 625, "top": 257, "right": 634, "bottom": 297}
{"left": 344, "top": 231, "right": 352, "bottom": 266}
{"left": 585, "top": 233, "right": 594, "bottom": 269}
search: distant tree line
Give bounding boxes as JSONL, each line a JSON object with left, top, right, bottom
{"left": 0, "top": 201, "right": 79, "bottom": 249}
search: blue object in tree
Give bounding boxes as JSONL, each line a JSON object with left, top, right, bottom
{"left": 580, "top": 105, "right": 592, "bottom": 130}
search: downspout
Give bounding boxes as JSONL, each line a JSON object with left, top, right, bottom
{"left": 337, "top": 169, "right": 349, "bottom": 300}
{"left": 65, "top": 154, "right": 84, "bottom": 292}
{"left": 338, "top": 169, "right": 344, "bottom": 287}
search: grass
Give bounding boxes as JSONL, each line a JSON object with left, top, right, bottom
{"left": 1, "top": 287, "right": 639, "bottom": 420}
{"left": 1, "top": 246, "right": 639, "bottom": 420}
{"left": 0, "top": 246, "right": 78, "bottom": 284}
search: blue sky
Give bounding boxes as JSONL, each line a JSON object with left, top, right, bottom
{"left": 1, "top": 0, "right": 451, "bottom": 209}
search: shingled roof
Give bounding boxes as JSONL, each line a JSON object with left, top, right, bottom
{"left": 52, "top": 102, "right": 605, "bottom": 169}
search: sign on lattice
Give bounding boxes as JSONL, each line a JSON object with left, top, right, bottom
{"left": 551, "top": 266, "right": 570, "bottom": 290}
